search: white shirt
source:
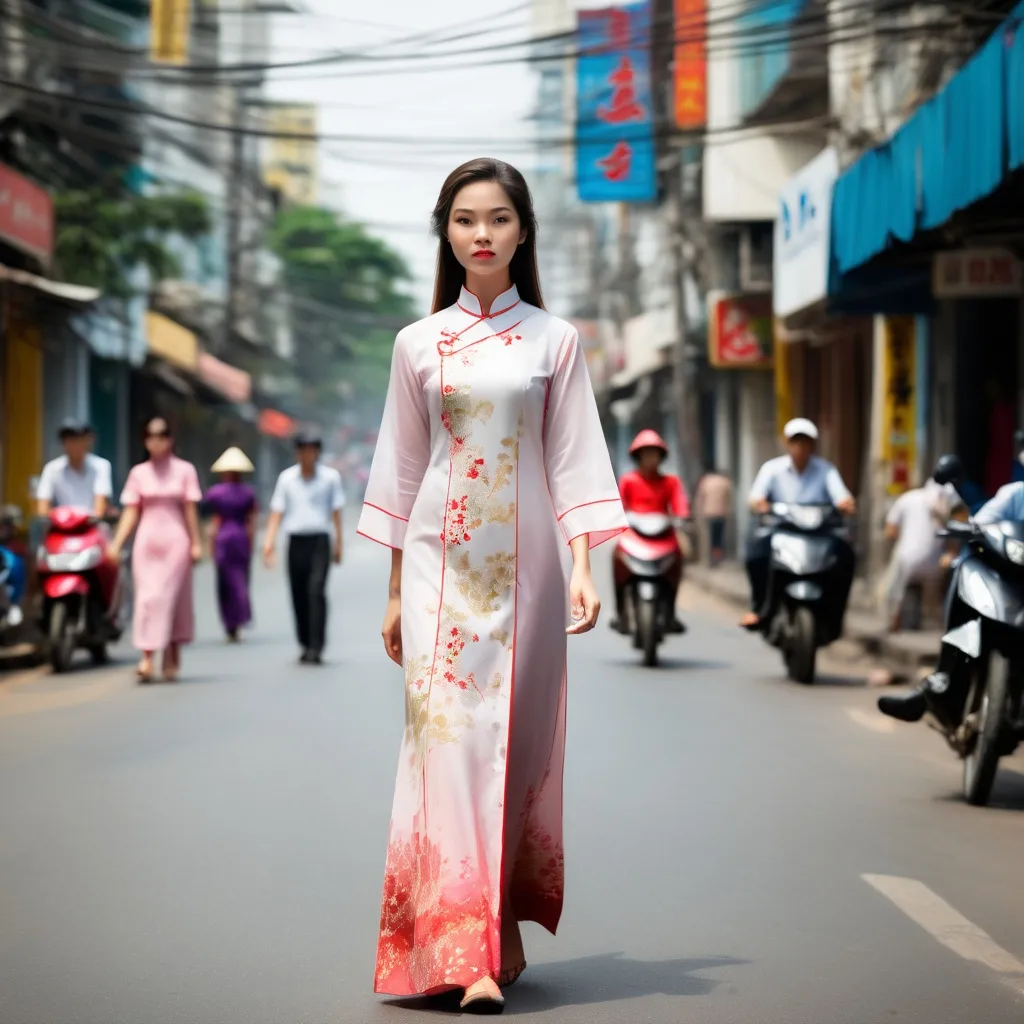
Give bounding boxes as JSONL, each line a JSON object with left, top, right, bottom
{"left": 975, "top": 482, "right": 1024, "bottom": 525}
{"left": 36, "top": 454, "right": 113, "bottom": 510}
{"left": 269, "top": 464, "right": 345, "bottom": 536}
{"left": 887, "top": 483, "right": 949, "bottom": 570}
{"left": 748, "top": 454, "right": 851, "bottom": 506}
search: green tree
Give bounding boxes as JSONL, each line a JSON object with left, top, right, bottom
{"left": 269, "top": 205, "right": 415, "bottom": 418}
{"left": 54, "top": 175, "right": 210, "bottom": 300}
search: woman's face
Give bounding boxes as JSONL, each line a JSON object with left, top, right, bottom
{"left": 144, "top": 418, "right": 172, "bottom": 459}
{"left": 447, "top": 180, "right": 526, "bottom": 281}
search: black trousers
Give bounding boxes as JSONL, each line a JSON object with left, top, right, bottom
{"left": 288, "top": 534, "right": 330, "bottom": 653}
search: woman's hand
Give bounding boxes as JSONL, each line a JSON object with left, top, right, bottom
{"left": 382, "top": 597, "right": 403, "bottom": 665}
{"left": 106, "top": 542, "right": 122, "bottom": 565}
{"left": 566, "top": 566, "right": 601, "bottom": 635}
{"left": 191, "top": 542, "right": 203, "bottom": 564}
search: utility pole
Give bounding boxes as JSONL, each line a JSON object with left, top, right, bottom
{"left": 223, "top": 79, "right": 244, "bottom": 354}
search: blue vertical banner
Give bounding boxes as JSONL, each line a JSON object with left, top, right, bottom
{"left": 576, "top": 2, "right": 657, "bottom": 203}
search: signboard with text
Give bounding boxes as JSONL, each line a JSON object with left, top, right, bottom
{"left": 0, "top": 162, "right": 53, "bottom": 265}
{"left": 932, "top": 249, "right": 1024, "bottom": 298}
{"left": 707, "top": 292, "right": 774, "bottom": 369}
{"left": 674, "top": 0, "right": 707, "bottom": 128}
{"left": 576, "top": 3, "right": 657, "bottom": 204}
{"left": 881, "top": 316, "right": 916, "bottom": 497}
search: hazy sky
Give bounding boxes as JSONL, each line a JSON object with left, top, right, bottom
{"left": 266, "top": 1, "right": 540, "bottom": 312}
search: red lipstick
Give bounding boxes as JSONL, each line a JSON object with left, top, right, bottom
{"left": 472, "top": 250, "right": 496, "bottom": 260}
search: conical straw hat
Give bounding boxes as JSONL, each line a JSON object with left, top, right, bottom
{"left": 211, "top": 447, "right": 254, "bottom": 474}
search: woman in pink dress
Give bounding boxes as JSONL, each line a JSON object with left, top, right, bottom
{"left": 108, "top": 417, "right": 203, "bottom": 682}
{"left": 358, "top": 158, "right": 626, "bottom": 1011}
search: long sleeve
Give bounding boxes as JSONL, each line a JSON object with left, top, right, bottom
{"left": 668, "top": 476, "right": 690, "bottom": 518}
{"left": 358, "top": 329, "right": 430, "bottom": 549}
{"left": 543, "top": 329, "right": 627, "bottom": 548}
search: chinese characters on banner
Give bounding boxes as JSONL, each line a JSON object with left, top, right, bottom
{"left": 576, "top": 3, "right": 657, "bottom": 203}
{"left": 881, "top": 316, "right": 916, "bottom": 496}
{"left": 674, "top": 0, "right": 707, "bottom": 128}
{"left": 707, "top": 293, "right": 775, "bottom": 369}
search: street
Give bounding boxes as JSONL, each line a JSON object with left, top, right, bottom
{"left": 2, "top": 529, "right": 1024, "bottom": 1024}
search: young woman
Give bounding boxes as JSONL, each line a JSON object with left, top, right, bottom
{"left": 205, "top": 447, "right": 257, "bottom": 642}
{"left": 358, "top": 158, "right": 626, "bottom": 1010}
{"left": 107, "top": 417, "right": 202, "bottom": 682}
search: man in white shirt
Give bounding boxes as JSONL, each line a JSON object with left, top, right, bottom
{"left": 884, "top": 479, "right": 960, "bottom": 631}
{"left": 742, "top": 418, "right": 857, "bottom": 629}
{"left": 36, "top": 420, "right": 113, "bottom": 519}
{"left": 263, "top": 430, "right": 345, "bottom": 665}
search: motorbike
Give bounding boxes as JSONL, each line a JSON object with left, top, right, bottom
{"left": 753, "top": 502, "right": 853, "bottom": 684}
{"left": 613, "top": 511, "right": 685, "bottom": 667}
{"left": 37, "top": 506, "right": 125, "bottom": 673}
{"left": 0, "top": 506, "right": 27, "bottom": 643}
{"left": 921, "top": 454, "right": 1024, "bottom": 806}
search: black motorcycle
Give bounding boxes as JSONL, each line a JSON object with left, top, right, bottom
{"left": 753, "top": 503, "right": 854, "bottom": 684}
{"left": 919, "top": 455, "right": 1024, "bottom": 806}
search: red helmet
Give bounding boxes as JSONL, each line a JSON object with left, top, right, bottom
{"left": 629, "top": 429, "right": 669, "bottom": 457}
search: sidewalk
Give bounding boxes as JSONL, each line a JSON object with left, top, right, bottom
{"left": 687, "top": 561, "right": 939, "bottom": 677}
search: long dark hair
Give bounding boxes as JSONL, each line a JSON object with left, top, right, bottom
{"left": 430, "top": 158, "right": 544, "bottom": 314}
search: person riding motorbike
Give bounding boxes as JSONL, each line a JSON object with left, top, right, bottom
{"left": 610, "top": 429, "right": 690, "bottom": 634}
{"left": 740, "top": 418, "right": 857, "bottom": 630}
{"left": 878, "top": 477, "right": 1024, "bottom": 725}
{"left": 36, "top": 420, "right": 113, "bottom": 519}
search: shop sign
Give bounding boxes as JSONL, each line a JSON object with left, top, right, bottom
{"left": 145, "top": 311, "right": 198, "bottom": 371}
{"left": 932, "top": 249, "right": 1024, "bottom": 298}
{"left": 258, "top": 408, "right": 296, "bottom": 439}
{"left": 673, "top": 0, "right": 706, "bottom": 128}
{"left": 0, "top": 162, "right": 53, "bottom": 265}
{"left": 881, "top": 316, "right": 916, "bottom": 496}
{"left": 707, "top": 292, "right": 774, "bottom": 369}
{"left": 773, "top": 147, "right": 838, "bottom": 319}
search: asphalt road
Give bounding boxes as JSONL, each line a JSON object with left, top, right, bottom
{"left": 2, "top": 528, "right": 1024, "bottom": 1024}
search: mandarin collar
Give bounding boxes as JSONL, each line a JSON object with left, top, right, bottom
{"left": 457, "top": 283, "right": 520, "bottom": 318}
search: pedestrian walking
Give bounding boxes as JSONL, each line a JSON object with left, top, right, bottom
{"left": 206, "top": 447, "right": 257, "bottom": 643}
{"left": 107, "top": 417, "right": 202, "bottom": 682}
{"left": 695, "top": 467, "right": 733, "bottom": 566}
{"left": 262, "top": 431, "right": 344, "bottom": 665}
{"left": 883, "top": 479, "right": 959, "bottom": 632}
{"left": 357, "top": 158, "right": 626, "bottom": 1010}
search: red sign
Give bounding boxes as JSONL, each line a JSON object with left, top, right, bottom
{"left": 707, "top": 293, "right": 774, "bottom": 369}
{"left": 597, "top": 57, "right": 648, "bottom": 124}
{"left": 258, "top": 408, "right": 296, "bottom": 439}
{"left": 674, "top": 0, "right": 707, "bottom": 129}
{"left": 933, "top": 249, "right": 1024, "bottom": 297}
{"left": 0, "top": 163, "right": 53, "bottom": 265}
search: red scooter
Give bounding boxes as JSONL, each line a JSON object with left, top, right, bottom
{"left": 613, "top": 512, "right": 685, "bottom": 666}
{"left": 37, "top": 507, "right": 125, "bottom": 672}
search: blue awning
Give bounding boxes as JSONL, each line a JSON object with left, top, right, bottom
{"left": 831, "top": 2, "right": 1024, "bottom": 278}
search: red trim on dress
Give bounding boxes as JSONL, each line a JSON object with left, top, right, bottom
{"left": 565, "top": 526, "right": 626, "bottom": 549}
{"left": 556, "top": 497, "right": 622, "bottom": 521}
{"left": 363, "top": 501, "right": 409, "bottom": 522}
{"left": 356, "top": 529, "right": 399, "bottom": 551}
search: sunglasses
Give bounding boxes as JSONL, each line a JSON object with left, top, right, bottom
{"left": 146, "top": 430, "right": 171, "bottom": 439}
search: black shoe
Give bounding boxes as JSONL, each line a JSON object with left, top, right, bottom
{"left": 877, "top": 688, "right": 928, "bottom": 723}
{"left": 609, "top": 616, "right": 630, "bottom": 635}
{"left": 307, "top": 649, "right": 323, "bottom": 665}
{"left": 299, "top": 649, "right": 312, "bottom": 664}
{"left": 668, "top": 617, "right": 687, "bottom": 635}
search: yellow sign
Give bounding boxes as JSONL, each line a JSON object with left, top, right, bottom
{"left": 773, "top": 328, "right": 793, "bottom": 437}
{"left": 881, "top": 316, "right": 916, "bottom": 496}
{"left": 146, "top": 311, "right": 198, "bottom": 370}
{"left": 151, "top": 0, "right": 191, "bottom": 65}
{"left": 263, "top": 104, "right": 319, "bottom": 205}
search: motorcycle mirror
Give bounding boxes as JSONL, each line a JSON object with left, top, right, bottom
{"left": 933, "top": 454, "right": 963, "bottom": 487}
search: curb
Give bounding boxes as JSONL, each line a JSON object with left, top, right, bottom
{"left": 687, "top": 565, "right": 937, "bottom": 677}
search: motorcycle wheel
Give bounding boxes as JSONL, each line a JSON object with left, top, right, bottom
{"left": 786, "top": 606, "right": 817, "bottom": 684}
{"left": 963, "top": 651, "right": 1010, "bottom": 806}
{"left": 48, "top": 602, "right": 76, "bottom": 674}
{"left": 637, "top": 599, "right": 659, "bottom": 667}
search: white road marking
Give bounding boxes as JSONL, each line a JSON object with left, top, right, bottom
{"left": 846, "top": 707, "right": 897, "bottom": 733}
{"left": 863, "top": 874, "right": 1024, "bottom": 998}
